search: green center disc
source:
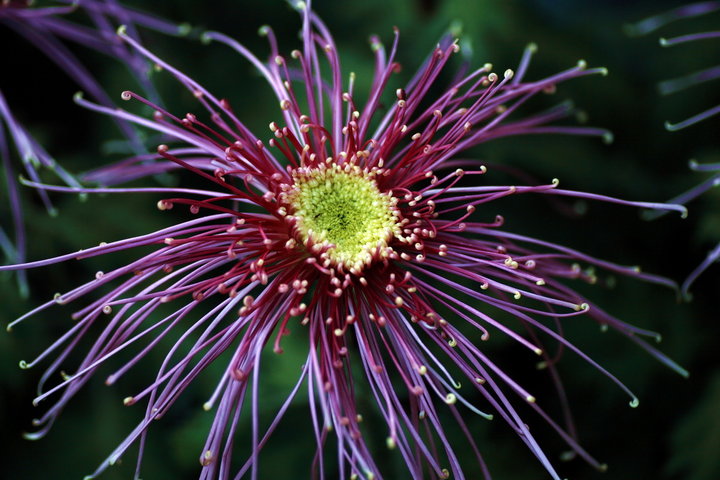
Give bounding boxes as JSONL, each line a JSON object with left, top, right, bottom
{"left": 289, "top": 164, "right": 400, "bottom": 270}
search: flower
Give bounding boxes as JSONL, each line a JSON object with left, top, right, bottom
{"left": 628, "top": 1, "right": 720, "bottom": 294}
{"left": 5, "top": 3, "right": 688, "bottom": 479}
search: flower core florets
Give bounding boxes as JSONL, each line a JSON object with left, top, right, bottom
{"left": 283, "top": 162, "right": 401, "bottom": 273}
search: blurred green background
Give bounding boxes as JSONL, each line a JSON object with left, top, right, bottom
{"left": 1, "top": 0, "right": 719, "bottom": 479}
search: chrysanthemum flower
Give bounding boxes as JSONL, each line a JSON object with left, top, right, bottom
{"left": 628, "top": 1, "right": 720, "bottom": 293}
{"left": 5, "top": 3, "right": 688, "bottom": 479}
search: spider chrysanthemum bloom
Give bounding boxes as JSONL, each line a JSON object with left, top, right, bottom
{"left": 629, "top": 1, "right": 720, "bottom": 293}
{"left": 5, "top": 3, "right": 688, "bottom": 479}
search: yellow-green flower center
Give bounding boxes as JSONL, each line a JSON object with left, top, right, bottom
{"left": 288, "top": 163, "right": 400, "bottom": 271}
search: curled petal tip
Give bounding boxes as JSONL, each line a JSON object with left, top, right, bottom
{"left": 664, "top": 120, "right": 679, "bottom": 131}
{"left": 22, "top": 431, "right": 47, "bottom": 441}
{"left": 680, "top": 288, "right": 693, "bottom": 303}
{"left": 177, "top": 23, "right": 192, "bottom": 36}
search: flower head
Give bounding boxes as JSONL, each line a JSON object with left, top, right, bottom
{"left": 5, "top": 3, "right": 688, "bottom": 479}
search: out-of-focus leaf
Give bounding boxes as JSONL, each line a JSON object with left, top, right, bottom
{"left": 666, "top": 372, "right": 720, "bottom": 480}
